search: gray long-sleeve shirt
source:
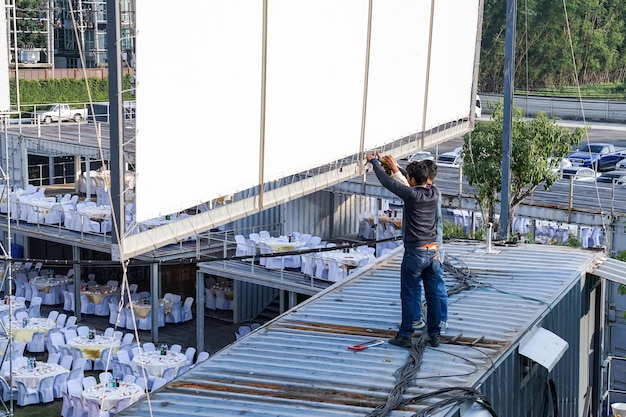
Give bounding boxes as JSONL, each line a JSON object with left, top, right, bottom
{"left": 370, "top": 159, "right": 438, "bottom": 249}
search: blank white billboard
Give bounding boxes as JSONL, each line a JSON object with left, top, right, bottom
{"left": 0, "top": 1, "right": 10, "bottom": 112}
{"left": 135, "top": 0, "right": 480, "bottom": 222}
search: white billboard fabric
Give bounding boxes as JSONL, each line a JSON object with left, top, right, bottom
{"left": 0, "top": 1, "right": 10, "bottom": 112}
{"left": 135, "top": 0, "right": 480, "bottom": 222}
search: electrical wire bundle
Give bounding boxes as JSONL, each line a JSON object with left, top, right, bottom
{"left": 365, "top": 334, "right": 428, "bottom": 417}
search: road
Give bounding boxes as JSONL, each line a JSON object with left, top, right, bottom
{"left": 425, "top": 119, "right": 626, "bottom": 156}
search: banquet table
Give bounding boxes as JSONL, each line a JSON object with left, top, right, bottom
{"left": 81, "top": 285, "right": 119, "bottom": 305}
{"left": 131, "top": 350, "right": 187, "bottom": 377}
{"left": 30, "top": 275, "right": 72, "bottom": 305}
{"left": 316, "top": 251, "right": 371, "bottom": 268}
{"left": 127, "top": 298, "right": 173, "bottom": 318}
{"left": 257, "top": 237, "right": 306, "bottom": 252}
{"left": 82, "top": 381, "right": 144, "bottom": 411}
{"left": 16, "top": 195, "right": 56, "bottom": 222}
{"left": 5, "top": 362, "right": 69, "bottom": 388}
{"left": 80, "top": 205, "right": 111, "bottom": 221}
{"left": 0, "top": 298, "right": 26, "bottom": 313}
{"left": 67, "top": 335, "right": 121, "bottom": 360}
{"left": 10, "top": 318, "right": 57, "bottom": 343}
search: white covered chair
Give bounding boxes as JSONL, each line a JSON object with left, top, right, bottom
{"left": 205, "top": 288, "right": 216, "bottom": 309}
{"left": 93, "top": 347, "right": 114, "bottom": 371}
{"left": 79, "top": 294, "right": 96, "bottom": 315}
{"left": 195, "top": 351, "right": 210, "bottom": 365}
{"left": 16, "top": 380, "right": 39, "bottom": 407}
{"left": 136, "top": 310, "right": 152, "bottom": 331}
{"left": 38, "top": 375, "right": 55, "bottom": 403}
{"left": 94, "top": 295, "right": 111, "bottom": 316}
{"left": 327, "top": 260, "right": 347, "bottom": 282}
{"left": 214, "top": 289, "right": 231, "bottom": 310}
{"left": 44, "top": 204, "right": 64, "bottom": 225}
{"left": 0, "top": 374, "right": 17, "bottom": 403}
{"left": 26, "top": 330, "right": 46, "bottom": 355}
{"left": 52, "top": 371, "right": 68, "bottom": 400}
{"left": 308, "top": 236, "right": 322, "bottom": 247}
{"left": 180, "top": 297, "right": 193, "bottom": 322}
{"left": 60, "top": 390, "right": 73, "bottom": 417}
{"left": 257, "top": 242, "right": 283, "bottom": 269}
{"left": 184, "top": 347, "right": 196, "bottom": 366}
{"left": 86, "top": 399, "right": 110, "bottom": 417}
{"left": 62, "top": 291, "right": 73, "bottom": 312}
{"left": 165, "top": 300, "right": 182, "bottom": 324}
{"left": 234, "top": 234, "right": 255, "bottom": 260}
{"left": 109, "top": 302, "right": 126, "bottom": 328}
{"left": 300, "top": 254, "right": 316, "bottom": 276}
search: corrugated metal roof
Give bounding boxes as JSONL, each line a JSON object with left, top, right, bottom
{"left": 121, "top": 242, "right": 604, "bottom": 416}
{"left": 586, "top": 255, "right": 626, "bottom": 285}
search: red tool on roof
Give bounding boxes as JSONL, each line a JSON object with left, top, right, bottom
{"left": 347, "top": 339, "right": 385, "bottom": 351}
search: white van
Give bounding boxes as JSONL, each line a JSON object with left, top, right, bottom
{"left": 475, "top": 95, "right": 482, "bottom": 118}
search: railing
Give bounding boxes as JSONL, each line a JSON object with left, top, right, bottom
{"left": 602, "top": 356, "right": 626, "bottom": 416}
{"left": 480, "top": 93, "right": 626, "bottom": 123}
{"left": 28, "top": 161, "right": 75, "bottom": 186}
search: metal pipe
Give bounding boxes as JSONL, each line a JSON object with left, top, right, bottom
{"left": 486, "top": 222, "right": 493, "bottom": 252}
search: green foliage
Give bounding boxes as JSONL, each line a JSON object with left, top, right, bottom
{"left": 442, "top": 220, "right": 486, "bottom": 240}
{"left": 9, "top": 75, "right": 134, "bottom": 106}
{"left": 480, "top": 0, "right": 626, "bottom": 92}
{"left": 517, "top": 82, "right": 626, "bottom": 99}
{"left": 14, "top": 0, "right": 48, "bottom": 49}
{"left": 566, "top": 234, "right": 582, "bottom": 247}
{"left": 443, "top": 221, "right": 466, "bottom": 239}
{"left": 462, "top": 100, "right": 587, "bottom": 236}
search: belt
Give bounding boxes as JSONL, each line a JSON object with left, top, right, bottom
{"left": 417, "top": 243, "right": 439, "bottom": 250}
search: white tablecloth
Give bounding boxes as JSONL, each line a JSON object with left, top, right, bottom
{"left": 257, "top": 237, "right": 306, "bottom": 252}
{"left": 6, "top": 362, "right": 68, "bottom": 388}
{"left": 132, "top": 350, "right": 187, "bottom": 377}
{"left": 127, "top": 299, "right": 173, "bottom": 318}
{"left": 317, "top": 251, "right": 371, "bottom": 268}
{"left": 10, "top": 318, "right": 57, "bottom": 343}
{"left": 67, "top": 335, "right": 121, "bottom": 360}
{"left": 0, "top": 298, "right": 26, "bottom": 312}
{"left": 82, "top": 382, "right": 144, "bottom": 411}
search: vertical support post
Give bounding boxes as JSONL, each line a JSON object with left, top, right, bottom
{"left": 150, "top": 263, "right": 158, "bottom": 342}
{"left": 107, "top": 0, "right": 125, "bottom": 259}
{"left": 48, "top": 155, "right": 55, "bottom": 186}
{"left": 288, "top": 291, "right": 297, "bottom": 309}
{"left": 196, "top": 270, "right": 205, "bottom": 353}
{"left": 499, "top": 0, "right": 516, "bottom": 241}
{"left": 73, "top": 246, "right": 81, "bottom": 321}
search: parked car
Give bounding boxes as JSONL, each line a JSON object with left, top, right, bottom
{"left": 568, "top": 142, "right": 626, "bottom": 171}
{"left": 407, "top": 151, "right": 434, "bottom": 163}
{"left": 31, "top": 103, "right": 87, "bottom": 124}
{"left": 596, "top": 170, "right": 626, "bottom": 184}
{"left": 616, "top": 158, "right": 626, "bottom": 170}
{"left": 436, "top": 147, "right": 463, "bottom": 168}
{"left": 560, "top": 166, "right": 598, "bottom": 182}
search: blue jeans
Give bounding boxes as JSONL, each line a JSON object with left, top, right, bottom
{"left": 399, "top": 247, "right": 441, "bottom": 338}
{"left": 437, "top": 263, "right": 448, "bottom": 322}
{"left": 416, "top": 253, "right": 448, "bottom": 322}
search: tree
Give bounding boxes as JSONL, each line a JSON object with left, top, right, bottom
{"left": 462, "top": 100, "right": 586, "bottom": 237}
{"left": 14, "top": 0, "right": 49, "bottom": 49}
{"left": 479, "top": 0, "right": 626, "bottom": 91}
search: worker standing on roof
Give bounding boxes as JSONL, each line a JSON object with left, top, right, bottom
{"left": 366, "top": 152, "right": 441, "bottom": 348}
{"left": 379, "top": 155, "right": 448, "bottom": 336}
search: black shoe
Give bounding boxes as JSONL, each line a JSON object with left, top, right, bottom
{"left": 389, "top": 335, "right": 412, "bottom": 348}
{"left": 429, "top": 335, "right": 440, "bottom": 347}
